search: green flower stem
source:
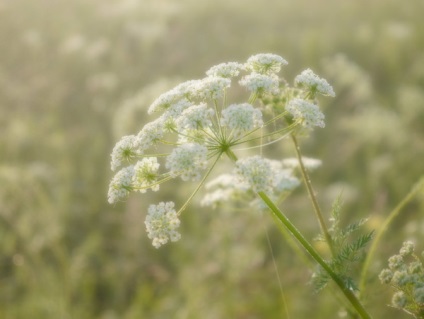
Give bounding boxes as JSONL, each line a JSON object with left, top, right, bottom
{"left": 258, "top": 191, "right": 373, "bottom": 319}
{"left": 224, "top": 148, "right": 372, "bottom": 319}
{"left": 291, "top": 134, "right": 335, "bottom": 256}
{"left": 359, "top": 175, "right": 424, "bottom": 297}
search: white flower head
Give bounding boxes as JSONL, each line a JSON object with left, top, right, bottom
{"left": 111, "top": 135, "right": 142, "bottom": 171}
{"left": 137, "top": 119, "right": 164, "bottom": 150}
{"left": 221, "top": 103, "right": 263, "bottom": 139}
{"left": 245, "top": 53, "right": 288, "bottom": 74}
{"left": 286, "top": 98, "right": 325, "bottom": 129}
{"left": 166, "top": 143, "right": 208, "bottom": 181}
{"left": 294, "top": 68, "right": 335, "bottom": 97}
{"left": 163, "top": 99, "right": 193, "bottom": 118}
{"left": 108, "top": 165, "right": 135, "bottom": 204}
{"left": 148, "top": 88, "right": 184, "bottom": 114}
{"left": 234, "top": 156, "right": 273, "bottom": 193}
{"left": 206, "top": 62, "right": 244, "bottom": 78}
{"left": 133, "top": 157, "right": 160, "bottom": 193}
{"left": 192, "top": 76, "right": 231, "bottom": 100}
{"left": 177, "top": 103, "right": 214, "bottom": 131}
{"left": 145, "top": 201, "right": 181, "bottom": 248}
{"left": 399, "top": 241, "right": 415, "bottom": 257}
{"left": 239, "top": 73, "right": 280, "bottom": 95}
{"left": 173, "top": 79, "right": 203, "bottom": 100}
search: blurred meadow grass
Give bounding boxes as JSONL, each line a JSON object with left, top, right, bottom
{"left": 1, "top": 0, "right": 424, "bottom": 318}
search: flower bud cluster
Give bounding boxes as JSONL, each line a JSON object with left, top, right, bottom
{"left": 379, "top": 241, "right": 424, "bottom": 317}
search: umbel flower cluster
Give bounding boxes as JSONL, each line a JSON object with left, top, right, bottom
{"left": 108, "top": 53, "right": 334, "bottom": 248}
{"left": 379, "top": 241, "right": 424, "bottom": 318}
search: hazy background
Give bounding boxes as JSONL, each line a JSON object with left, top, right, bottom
{"left": 1, "top": 0, "right": 423, "bottom": 318}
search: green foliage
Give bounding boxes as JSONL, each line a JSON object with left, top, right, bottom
{"left": 312, "top": 196, "right": 374, "bottom": 292}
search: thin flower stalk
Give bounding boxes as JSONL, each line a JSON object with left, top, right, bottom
{"left": 291, "top": 134, "right": 335, "bottom": 255}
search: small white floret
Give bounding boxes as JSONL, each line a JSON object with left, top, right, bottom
{"left": 234, "top": 156, "right": 273, "bottom": 193}
{"left": 245, "top": 53, "right": 288, "bottom": 74}
{"left": 239, "top": 73, "right": 280, "bottom": 95}
{"left": 221, "top": 103, "right": 263, "bottom": 139}
{"left": 294, "top": 68, "right": 335, "bottom": 97}
{"left": 286, "top": 98, "right": 325, "bottom": 129}
{"left": 108, "top": 166, "right": 135, "bottom": 204}
{"left": 133, "top": 157, "right": 160, "bottom": 193}
{"left": 176, "top": 103, "right": 214, "bottom": 130}
{"left": 145, "top": 201, "right": 181, "bottom": 248}
{"left": 206, "top": 62, "right": 244, "bottom": 78}
{"left": 165, "top": 143, "right": 208, "bottom": 181}
{"left": 111, "top": 135, "right": 142, "bottom": 171}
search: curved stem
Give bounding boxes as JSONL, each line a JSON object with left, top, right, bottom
{"left": 291, "top": 134, "right": 335, "bottom": 256}
{"left": 258, "top": 191, "right": 373, "bottom": 319}
{"left": 359, "top": 176, "right": 424, "bottom": 297}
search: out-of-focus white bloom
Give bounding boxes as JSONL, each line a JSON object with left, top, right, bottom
{"left": 399, "top": 241, "right": 415, "bottom": 257}
{"left": 245, "top": 53, "right": 288, "bottom": 74}
{"left": 166, "top": 143, "right": 208, "bottom": 181}
{"left": 202, "top": 160, "right": 300, "bottom": 207}
{"left": 295, "top": 68, "right": 335, "bottom": 97}
{"left": 108, "top": 166, "right": 135, "bottom": 204}
{"left": 193, "top": 76, "right": 231, "bottom": 100}
{"left": 391, "top": 291, "right": 407, "bottom": 308}
{"left": 133, "top": 157, "right": 160, "bottom": 193}
{"left": 267, "top": 160, "right": 300, "bottom": 191}
{"left": 201, "top": 174, "right": 246, "bottom": 207}
{"left": 282, "top": 157, "right": 322, "bottom": 171}
{"left": 239, "top": 73, "right": 279, "bottom": 95}
{"left": 221, "top": 103, "right": 263, "bottom": 138}
{"left": 234, "top": 156, "right": 273, "bottom": 193}
{"left": 111, "top": 135, "right": 141, "bottom": 171}
{"left": 414, "top": 287, "right": 424, "bottom": 304}
{"left": 204, "top": 173, "right": 239, "bottom": 189}
{"left": 286, "top": 98, "right": 325, "bottom": 128}
{"left": 145, "top": 202, "right": 181, "bottom": 248}
{"left": 177, "top": 103, "right": 214, "bottom": 130}
{"left": 206, "top": 62, "right": 244, "bottom": 78}
{"left": 201, "top": 188, "right": 237, "bottom": 207}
